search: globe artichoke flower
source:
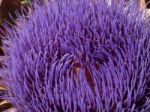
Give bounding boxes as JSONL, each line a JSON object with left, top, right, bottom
{"left": 0, "top": 0, "right": 150, "bottom": 112}
{"left": 0, "top": 1, "right": 30, "bottom": 111}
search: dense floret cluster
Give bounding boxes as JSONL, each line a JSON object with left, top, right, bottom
{"left": 1, "top": 0, "right": 150, "bottom": 112}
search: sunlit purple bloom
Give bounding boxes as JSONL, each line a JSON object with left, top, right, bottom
{"left": 1, "top": 0, "right": 150, "bottom": 112}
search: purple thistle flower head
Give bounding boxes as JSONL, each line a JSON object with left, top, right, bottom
{"left": 1, "top": 0, "right": 150, "bottom": 111}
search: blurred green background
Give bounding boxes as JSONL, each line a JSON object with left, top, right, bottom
{"left": 0, "top": 0, "right": 29, "bottom": 25}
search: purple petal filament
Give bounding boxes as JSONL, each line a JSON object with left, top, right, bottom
{"left": 1, "top": 0, "right": 150, "bottom": 112}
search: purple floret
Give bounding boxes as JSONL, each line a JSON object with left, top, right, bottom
{"left": 1, "top": 0, "right": 150, "bottom": 112}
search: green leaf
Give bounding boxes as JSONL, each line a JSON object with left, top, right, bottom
{"left": 21, "top": 0, "right": 29, "bottom": 6}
